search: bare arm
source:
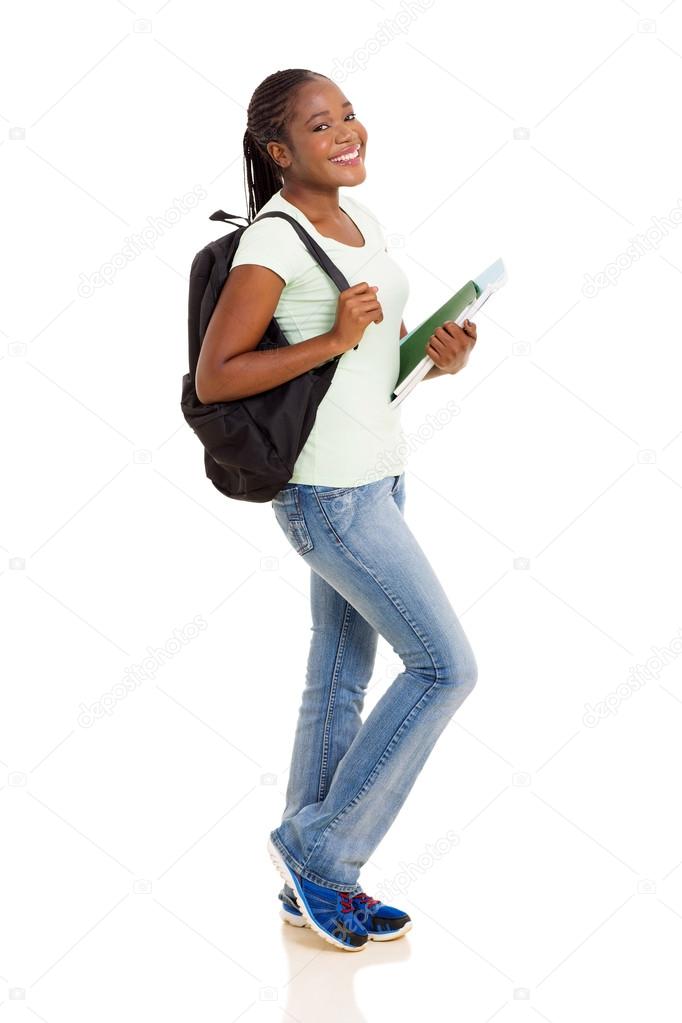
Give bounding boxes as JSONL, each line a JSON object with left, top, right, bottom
{"left": 195, "top": 264, "right": 341, "bottom": 404}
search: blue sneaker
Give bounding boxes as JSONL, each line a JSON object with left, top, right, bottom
{"left": 267, "top": 837, "right": 369, "bottom": 951}
{"left": 279, "top": 881, "right": 412, "bottom": 941}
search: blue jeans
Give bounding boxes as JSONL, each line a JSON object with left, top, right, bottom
{"left": 270, "top": 472, "right": 477, "bottom": 895}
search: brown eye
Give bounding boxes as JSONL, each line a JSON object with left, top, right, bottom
{"left": 313, "top": 113, "right": 357, "bottom": 131}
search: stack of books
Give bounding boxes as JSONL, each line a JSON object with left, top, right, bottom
{"left": 391, "top": 257, "right": 507, "bottom": 406}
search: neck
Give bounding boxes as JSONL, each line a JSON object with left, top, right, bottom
{"left": 279, "top": 181, "right": 343, "bottom": 224}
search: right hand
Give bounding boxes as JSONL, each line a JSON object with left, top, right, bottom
{"left": 328, "top": 282, "right": 383, "bottom": 354}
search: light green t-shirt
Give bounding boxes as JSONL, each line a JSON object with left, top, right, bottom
{"left": 229, "top": 188, "right": 410, "bottom": 487}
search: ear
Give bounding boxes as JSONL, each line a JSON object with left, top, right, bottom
{"left": 266, "top": 141, "right": 290, "bottom": 169}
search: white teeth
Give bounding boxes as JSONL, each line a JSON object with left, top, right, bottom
{"left": 330, "top": 146, "right": 360, "bottom": 163}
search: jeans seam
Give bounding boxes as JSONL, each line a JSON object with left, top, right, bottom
{"left": 318, "top": 599, "right": 354, "bottom": 801}
{"left": 301, "top": 679, "right": 442, "bottom": 873}
{"left": 270, "top": 828, "right": 363, "bottom": 895}
{"left": 298, "top": 491, "right": 451, "bottom": 875}
{"left": 310, "top": 487, "right": 443, "bottom": 682}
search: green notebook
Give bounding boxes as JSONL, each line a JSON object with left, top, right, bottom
{"left": 395, "top": 280, "right": 479, "bottom": 391}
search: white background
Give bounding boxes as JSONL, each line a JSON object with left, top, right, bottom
{"left": 2, "top": 0, "right": 682, "bottom": 1019}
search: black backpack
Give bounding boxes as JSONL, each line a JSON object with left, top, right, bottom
{"left": 180, "top": 208, "right": 358, "bottom": 503}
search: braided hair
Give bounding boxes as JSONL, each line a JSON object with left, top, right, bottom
{"left": 243, "top": 69, "right": 330, "bottom": 222}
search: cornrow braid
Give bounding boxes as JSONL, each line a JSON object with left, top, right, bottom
{"left": 243, "top": 68, "right": 329, "bottom": 222}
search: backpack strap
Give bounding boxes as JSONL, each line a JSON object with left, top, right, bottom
{"left": 250, "top": 210, "right": 358, "bottom": 352}
{"left": 209, "top": 210, "right": 250, "bottom": 226}
{"left": 204, "top": 207, "right": 359, "bottom": 353}
{"left": 250, "top": 211, "right": 352, "bottom": 294}
{"left": 206, "top": 208, "right": 352, "bottom": 293}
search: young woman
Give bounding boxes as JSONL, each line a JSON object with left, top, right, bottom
{"left": 195, "top": 69, "right": 479, "bottom": 953}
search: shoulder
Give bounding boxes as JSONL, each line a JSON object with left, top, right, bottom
{"left": 233, "top": 211, "right": 308, "bottom": 263}
{"left": 342, "top": 193, "right": 375, "bottom": 221}
{"left": 238, "top": 211, "right": 301, "bottom": 243}
{"left": 231, "top": 211, "right": 308, "bottom": 284}
{"left": 342, "top": 193, "right": 386, "bottom": 247}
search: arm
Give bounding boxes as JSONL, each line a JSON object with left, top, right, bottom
{"left": 195, "top": 264, "right": 341, "bottom": 404}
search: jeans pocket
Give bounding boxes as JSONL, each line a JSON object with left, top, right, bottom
{"left": 272, "top": 489, "right": 314, "bottom": 556}
{"left": 390, "top": 472, "right": 406, "bottom": 512}
{"left": 314, "top": 485, "right": 356, "bottom": 501}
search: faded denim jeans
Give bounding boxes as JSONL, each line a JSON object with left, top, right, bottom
{"left": 269, "top": 472, "right": 478, "bottom": 895}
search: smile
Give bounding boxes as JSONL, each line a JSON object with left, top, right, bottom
{"left": 329, "top": 144, "right": 362, "bottom": 166}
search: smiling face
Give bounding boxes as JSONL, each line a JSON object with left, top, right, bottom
{"left": 266, "top": 77, "right": 368, "bottom": 188}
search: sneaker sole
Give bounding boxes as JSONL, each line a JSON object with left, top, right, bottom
{"left": 281, "top": 905, "right": 413, "bottom": 941}
{"left": 363, "top": 920, "right": 413, "bottom": 941}
{"left": 266, "top": 837, "right": 367, "bottom": 952}
{"left": 279, "top": 906, "right": 307, "bottom": 927}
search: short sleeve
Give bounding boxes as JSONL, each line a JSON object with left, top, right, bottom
{"left": 229, "top": 216, "right": 308, "bottom": 286}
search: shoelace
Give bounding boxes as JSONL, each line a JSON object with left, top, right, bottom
{"left": 354, "top": 892, "right": 380, "bottom": 909}
{"left": 339, "top": 891, "right": 354, "bottom": 914}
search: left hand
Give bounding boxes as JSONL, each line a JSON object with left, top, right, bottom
{"left": 426, "top": 318, "right": 477, "bottom": 374}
